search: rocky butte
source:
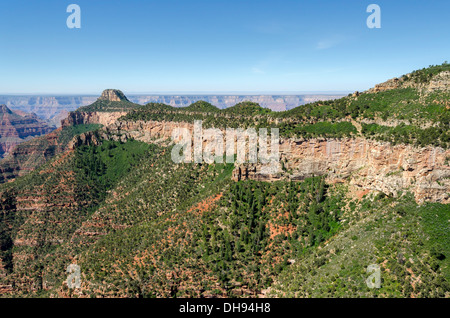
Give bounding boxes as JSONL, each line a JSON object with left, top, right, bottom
{"left": 98, "top": 89, "right": 130, "bottom": 102}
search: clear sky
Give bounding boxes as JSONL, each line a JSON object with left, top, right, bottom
{"left": 0, "top": 0, "right": 449, "bottom": 94}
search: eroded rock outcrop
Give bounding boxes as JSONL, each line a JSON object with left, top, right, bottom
{"left": 428, "top": 71, "right": 450, "bottom": 91}
{"left": 96, "top": 119, "right": 450, "bottom": 204}
{"left": 61, "top": 111, "right": 127, "bottom": 128}
{"left": 234, "top": 138, "right": 450, "bottom": 204}
{"left": 368, "top": 70, "right": 450, "bottom": 93}
{"left": 98, "top": 89, "right": 129, "bottom": 102}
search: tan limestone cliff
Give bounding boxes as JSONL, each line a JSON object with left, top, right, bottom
{"left": 61, "top": 111, "right": 127, "bottom": 128}
{"left": 82, "top": 118, "right": 450, "bottom": 204}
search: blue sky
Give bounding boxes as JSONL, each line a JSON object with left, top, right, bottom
{"left": 0, "top": 0, "right": 449, "bottom": 94}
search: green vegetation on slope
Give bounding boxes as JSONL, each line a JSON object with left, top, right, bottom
{"left": 405, "top": 62, "right": 450, "bottom": 84}
{"left": 74, "top": 139, "right": 153, "bottom": 193}
{"left": 0, "top": 137, "right": 239, "bottom": 296}
{"left": 70, "top": 176, "right": 345, "bottom": 297}
{"left": 0, "top": 138, "right": 156, "bottom": 295}
{"left": 270, "top": 193, "right": 450, "bottom": 297}
{"left": 223, "top": 101, "right": 272, "bottom": 116}
{"left": 361, "top": 122, "right": 450, "bottom": 148}
{"left": 77, "top": 100, "right": 140, "bottom": 112}
{"left": 57, "top": 124, "right": 102, "bottom": 146}
{"left": 0, "top": 134, "right": 448, "bottom": 298}
{"left": 121, "top": 100, "right": 274, "bottom": 129}
{"left": 196, "top": 178, "right": 344, "bottom": 296}
{"left": 279, "top": 121, "right": 357, "bottom": 139}
{"left": 118, "top": 63, "right": 450, "bottom": 148}
{"left": 0, "top": 124, "right": 103, "bottom": 183}
{"left": 184, "top": 101, "right": 220, "bottom": 112}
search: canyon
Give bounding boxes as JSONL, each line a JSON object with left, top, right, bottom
{"left": 0, "top": 64, "right": 449, "bottom": 298}
{"left": 0, "top": 105, "right": 54, "bottom": 158}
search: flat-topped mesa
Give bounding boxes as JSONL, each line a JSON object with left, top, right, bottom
{"left": 98, "top": 89, "right": 129, "bottom": 102}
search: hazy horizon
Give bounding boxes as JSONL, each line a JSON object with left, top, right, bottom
{"left": 0, "top": 91, "right": 351, "bottom": 96}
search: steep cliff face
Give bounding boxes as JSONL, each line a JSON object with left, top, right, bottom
{"left": 98, "top": 119, "right": 449, "bottom": 204}
{"left": 0, "top": 90, "right": 132, "bottom": 183}
{"left": 0, "top": 129, "right": 61, "bottom": 183}
{"left": 46, "top": 80, "right": 450, "bottom": 204}
{"left": 233, "top": 138, "right": 450, "bottom": 204}
{"left": 428, "top": 71, "right": 450, "bottom": 91}
{"left": 368, "top": 69, "right": 450, "bottom": 93}
{"left": 61, "top": 111, "right": 127, "bottom": 128}
{"left": 104, "top": 120, "right": 192, "bottom": 143}
{"left": 0, "top": 105, "right": 54, "bottom": 158}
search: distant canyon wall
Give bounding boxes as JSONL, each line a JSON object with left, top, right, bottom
{"left": 0, "top": 105, "right": 55, "bottom": 158}
{"left": 127, "top": 94, "right": 345, "bottom": 112}
{"left": 0, "top": 96, "right": 97, "bottom": 121}
{"left": 0, "top": 94, "right": 345, "bottom": 121}
{"left": 0, "top": 129, "right": 62, "bottom": 183}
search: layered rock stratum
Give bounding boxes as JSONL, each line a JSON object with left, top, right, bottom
{"left": 0, "top": 105, "right": 54, "bottom": 158}
{"left": 98, "top": 89, "right": 130, "bottom": 102}
{"left": 90, "top": 119, "right": 449, "bottom": 204}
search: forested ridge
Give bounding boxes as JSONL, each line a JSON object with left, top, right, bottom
{"left": 120, "top": 63, "right": 449, "bottom": 148}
